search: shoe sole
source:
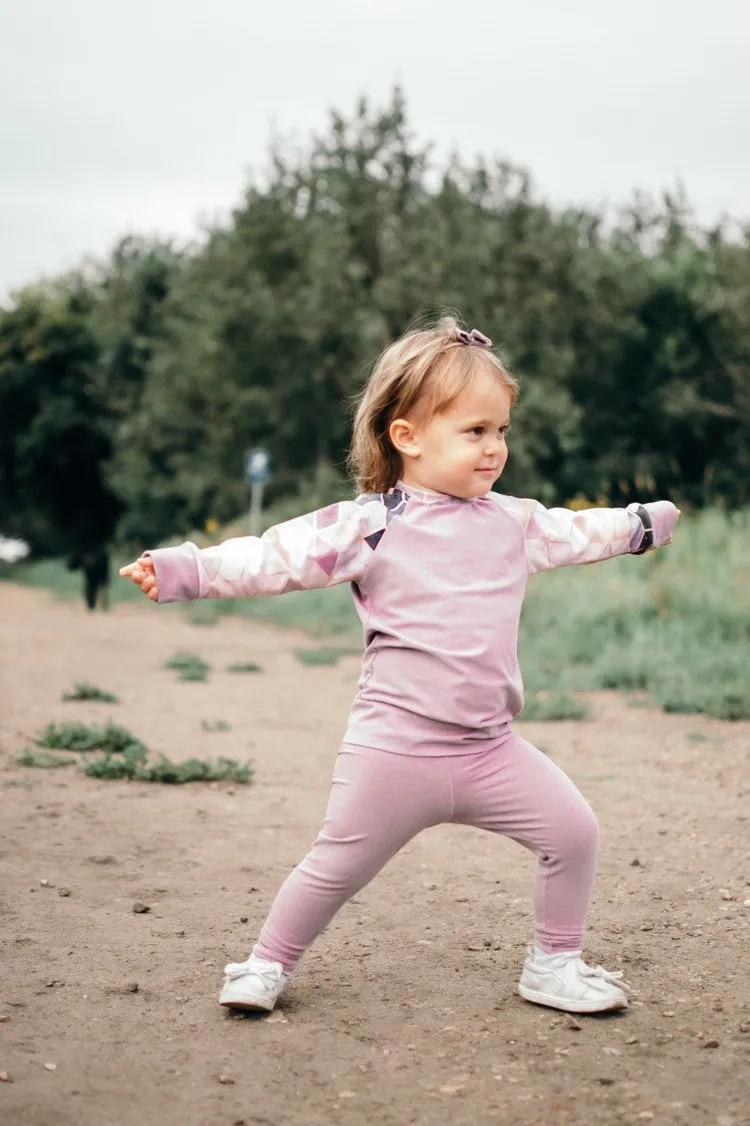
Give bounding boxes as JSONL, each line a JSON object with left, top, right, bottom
{"left": 219, "top": 996, "right": 275, "bottom": 1012}
{"left": 518, "top": 983, "right": 628, "bottom": 1014}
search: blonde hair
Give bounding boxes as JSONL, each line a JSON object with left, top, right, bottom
{"left": 347, "top": 315, "right": 519, "bottom": 494}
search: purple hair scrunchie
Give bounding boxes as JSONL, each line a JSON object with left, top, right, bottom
{"left": 456, "top": 328, "right": 493, "bottom": 348}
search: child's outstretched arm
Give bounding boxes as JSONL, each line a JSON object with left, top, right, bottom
{"left": 501, "top": 497, "right": 680, "bottom": 576}
{"left": 119, "top": 497, "right": 389, "bottom": 604}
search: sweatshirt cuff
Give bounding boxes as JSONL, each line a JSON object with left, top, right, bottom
{"left": 144, "top": 543, "right": 201, "bottom": 603}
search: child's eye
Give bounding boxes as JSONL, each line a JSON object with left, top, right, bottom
{"left": 469, "top": 426, "right": 484, "bottom": 436}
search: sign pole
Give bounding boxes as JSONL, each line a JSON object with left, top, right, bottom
{"left": 249, "top": 480, "right": 264, "bottom": 537}
{"left": 245, "top": 448, "right": 271, "bottom": 537}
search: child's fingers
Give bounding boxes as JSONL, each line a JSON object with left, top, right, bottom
{"left": 119, "top": 558, "right": 154, "bottom": 579}
{"left": 147, "top": 587, "right": 158, "bottom": 601}
{"left": 142, "top": 575, "right": 156, "bottom": 593}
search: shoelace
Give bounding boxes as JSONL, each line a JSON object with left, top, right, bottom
{"left": 224, "top": 959, "right": 283, "bottom": 984}
{"left": 577, "top": 960, "right": 632, "bottom": 994}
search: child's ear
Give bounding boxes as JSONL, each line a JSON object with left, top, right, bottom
{"left": 389, "top": 418, "right": 420, "bottom": 458}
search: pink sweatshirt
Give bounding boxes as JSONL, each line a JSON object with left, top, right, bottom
{"left": 148, "top": 483, "right": 669, "bottom": 755}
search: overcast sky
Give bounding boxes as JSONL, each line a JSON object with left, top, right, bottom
{"left": 1, "top": 0, "right": 748, "bottom": 301}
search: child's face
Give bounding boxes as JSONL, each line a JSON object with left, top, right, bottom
{"left": 391, "top": 369, "right": 513, "bottom": 499}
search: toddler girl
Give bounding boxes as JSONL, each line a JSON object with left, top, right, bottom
{"left": 120, "top": 317, "right": 679, "bottom": 1016}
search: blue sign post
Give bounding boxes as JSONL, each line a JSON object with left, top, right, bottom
{"left": 245, "top": 448, "right": 271, "bottom": 535}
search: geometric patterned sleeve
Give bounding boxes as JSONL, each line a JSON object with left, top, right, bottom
{"left": 145, "top": 495, "right": 395, "bottom": 604}
{"left": 492, "top": 494, "right": 633, "bottom": 577}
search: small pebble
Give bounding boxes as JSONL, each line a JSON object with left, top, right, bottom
{"left": 132, "top": 902, "right": 150, "bottom": 914}
{"left": 625, "top": 1036, "right": 638, "bottom": 1045}
{"left": 0, "top": 1071, "right": 12, "bottom": 1082}
{"left": 641, "top": 924, "right": 654, "bottom": 932}
{"left": 637, "top": 1114, "right": 654, "bottom": 1121}
{"left": 40, "top": 879, "right": 54, "bottom": 888}
{"left": 739, "top": 1021, "right": 750, "bottom": 1033}
{"left": 0, "top": 1014, "right": 9, "bottom": 1023}
{"left": 43, "top": 1062, "right": 57, "bottom": 1071}
{"left": 630, "top": 858, "right": 641, "bottom": 868}
{"left": 124, "top": 983, "right": 139, "bottom": 993}
{"left": 567, "top": 1019, "right": 582, "bottom": 1031}
{"left": 662, "top": 1011, "right": 675, "bottom": 1018}
{"left": 58, "top": 888, "right": 71, "bottom": 897}
{"left": 218, "top": 1074, "right": 234, "bottom": 1084}
{"left": 597, "top": 1077, "right": 614, "bottom": 1086}
{"left": 239, "top": 916, "right": 249, "bottom": 924}
{"left": 701, "top": 1039, "right": 720, "bottom": 1049}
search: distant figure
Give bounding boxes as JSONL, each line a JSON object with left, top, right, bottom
{"left": 68, "top": 545, "right": 110, "bottom": 611}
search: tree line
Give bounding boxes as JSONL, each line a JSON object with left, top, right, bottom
{"left": 1, "top": 89, "right": 749, "bottom": 560}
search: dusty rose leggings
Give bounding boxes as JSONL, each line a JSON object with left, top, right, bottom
{"left": 253, "top": 734, "right": 599, "bottom": 971}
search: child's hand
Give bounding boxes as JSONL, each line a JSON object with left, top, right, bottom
{"left": 119, "top": 556, "right": 158, "bottom": 601}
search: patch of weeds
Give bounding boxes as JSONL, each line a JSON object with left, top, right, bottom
{"left": 201, "top": 719, "right": 231, "bottom": 732}
{"left": 62, "top": 682, "right": 119, "bottom": 703}
{"left": 227, "top": 661, "right": 263, "bottom": 673}
{"left": 294, "top": 646, "right": 361, "bottom": 667}
{"left": 519, "top": 693, "right": 590, "bottom": 722}
{"left": 686, "top": 732, "right": 723, "bottom": 744}
{"left": 33, "top": 720, "right": 145, "bottom": 755}
{"left": 163, "top": 651, "right": 210, "bottom": 682}
{"left": 83, "top": 743, "right": 252, "bottom": 784}
{"left": 17, "top": 748, "right": 77, "bottom": 769}
{"left": 22, "top": 719, "right": 253, "bottom": 784}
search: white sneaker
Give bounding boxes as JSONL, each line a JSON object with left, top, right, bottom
{"left": 219, "top": 955, "right": 291, "bottom": 1012}
{"left": 518, "top": 947, "right": 630, "bottom": 1014}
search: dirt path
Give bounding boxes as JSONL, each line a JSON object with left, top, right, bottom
{"left": 1, "top": 583, "right": 748, "bottom": 1126}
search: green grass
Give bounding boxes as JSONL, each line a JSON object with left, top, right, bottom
{"left": 519, "top": 693, "right": 589, "bottom": 721}
{"left": 200, "top": 719, "right": 231, "bottom": 732}
{"left": 517, "top": 507, "right": 750, "bottom": 720}
{"left": 62, "top": 682, "right": 119, "bottom": 703}
{"left": 227, "top": 661, "right": 263, "bottom": 673}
